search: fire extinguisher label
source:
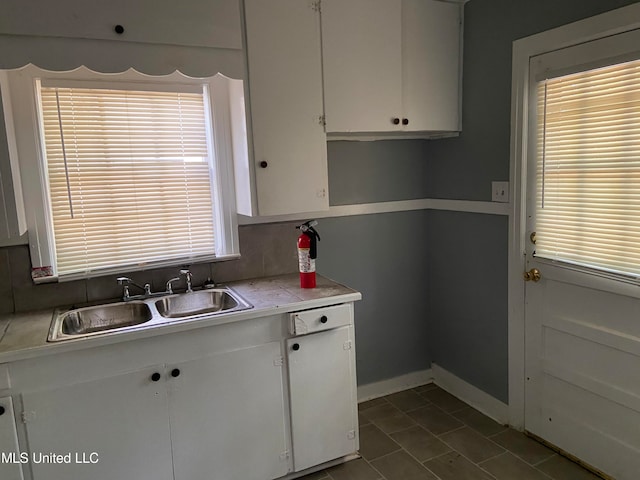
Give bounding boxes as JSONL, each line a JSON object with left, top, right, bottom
{"left": 298, "top": 248, "right": 316, "bottom": 273}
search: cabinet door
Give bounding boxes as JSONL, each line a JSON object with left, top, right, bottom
{"left": 287, "top": 326, "right": 358, "bottom": 472}
{"left": 245, "top": 0, "right": 328, "bottom": 216}
{"left": 402, "top": 0, "right": 461, "bottom": 131}
{"left": 1, "top": 0, "right": 242, "bottom": 49}
{"left": 169, "top": 342, "right": 289, "bottom": 480}
{"left": 322, "top": 0, "right": 403, "bottom": 133}
{"left": 22, "top": 366, "right": 173, "bottom": 480}
{"left": 0, "top": 397, "right": 24, "bottom": 480}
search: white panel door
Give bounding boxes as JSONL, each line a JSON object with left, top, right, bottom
{"left": 524, "top": 31, "right": 640, "bottom": 480}
{"left": 244, "top": 0, "right": 328, "bottom": 216}
{"left": 287, "top": 326, "right": 358, "bottom": 472}
{"left": 402, "top": 0, "right": 460, "bottom": 132}
{"left": 168, "top": 342, "right": 289, "bottom": 480}
{"left": 322, "top": 0, "right": 403, "bottom": 133}
{"left": 22, "top": 366, "right": 173, "bottom": 480}
{"left": 0, "top": 397, "right": 24, "bottom": 480}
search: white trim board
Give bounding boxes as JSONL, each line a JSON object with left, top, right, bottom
{"left": 507, "top": 3, "right": 640, "bottom": 430}
{"left": 239, "top": 198, "right": 509, "bottom": 225}
{"left": 432, "top": 363, "right": 509, "bottom": 425}
{"left": 357, "top": 369, "right": 433, "bottom": 403}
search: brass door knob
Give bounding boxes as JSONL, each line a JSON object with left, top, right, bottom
{"left": 524, "top": 268, "right": 541, "bottom": 282}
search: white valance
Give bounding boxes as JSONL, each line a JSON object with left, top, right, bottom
{"left": 0, "top": 34, "right": 244, "bottom": 79}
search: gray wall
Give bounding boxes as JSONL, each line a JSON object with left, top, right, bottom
{"left": 325, "top": 141, "right": 432, "bottom": 386}
{"left": 427, "top": 0, "right": 640, "bottom": 202}
{"left": 427, "top": 211, "right": 508, "bottom": 402}
{"left": 328, "top": 140, "right": 431, "bottom": 204}
{"left": 418, "top": 0, "right": 640, "bottom": 402}
{"left": 317, "top": 211, "right": 430, "bottom": 386}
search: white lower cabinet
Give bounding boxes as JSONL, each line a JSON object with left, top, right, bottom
{"left": 287, "top": 325, "right": 358, "bottom": 472}
{"left": 19, "top": 346, "right": 288, "bottom": 480}
{"left": 21, "top": 365, "right": 174, "bottom": 480}
{"left": 7, "top": 303, "right": 358, "bottom": 480}
{"left": 0, "top": 396, "right": 23, "bottom": 480}
{"left": 168, "top": 342, "right": 288, "bottom": 480}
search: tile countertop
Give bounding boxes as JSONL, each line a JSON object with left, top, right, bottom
{"left": 0, "top": 274, "right": 361, "bottom": 364}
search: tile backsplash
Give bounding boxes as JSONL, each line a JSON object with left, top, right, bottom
{"left": 0, "top": 221, "right": 300, "bottom": 314}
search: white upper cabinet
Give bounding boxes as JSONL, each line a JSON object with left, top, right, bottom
{"left": 0, "top": 0, "right": 242, "bottom": 49}
{"left": 242, "top": 0, "right": 329, "bottom": 217}
{"left": 321, "top": 0, "right": 462, "bottom": 136}
{"left": 321, "top": 0, "right": 403, "bottom": 133}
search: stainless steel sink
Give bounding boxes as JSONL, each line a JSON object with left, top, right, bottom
{"left": 49, "top": 302, "right": 153, "bottom": 341}
{"left": 48, "top": 287, "right": 253, "bottom": 342}
{"left": 155, "top": 289, "right": 250, "bottom": 318}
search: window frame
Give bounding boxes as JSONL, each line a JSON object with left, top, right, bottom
{"left": 1, "top": 66, "right": 240, "bottom": 282}
{"left": 526, "top": 27, "right": 640, "bottom": 284}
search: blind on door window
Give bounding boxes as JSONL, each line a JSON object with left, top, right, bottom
{"left": 39, "top": 85, "right": 216, "bottom": 277}
{"left": 535, "top": 58, "right": 640, "bottom": 278}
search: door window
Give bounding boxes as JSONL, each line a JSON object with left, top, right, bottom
{"left": 534, "top": 57, "right": 640, "bottom": 278}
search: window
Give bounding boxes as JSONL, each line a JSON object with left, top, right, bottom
{"left": 2, "top": 67, "right": 241, "bottom": 281}
{"left": 534, "top": 56, "right": 640, "bottom": 278}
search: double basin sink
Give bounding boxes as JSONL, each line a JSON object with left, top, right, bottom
{"left": 48, "top": 288, "right": 253, "bottom": 342}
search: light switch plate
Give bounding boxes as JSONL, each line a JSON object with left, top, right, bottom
{"left": 492, "top": 181, "right": 509, "bottom": 203}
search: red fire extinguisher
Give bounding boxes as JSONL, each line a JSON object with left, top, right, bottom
{"left": 297, "top": 220, "right": 321, "bottom": 289}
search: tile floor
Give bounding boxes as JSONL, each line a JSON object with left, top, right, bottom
{"left": 299, "top": 384, "right": 601, "bottom": 480}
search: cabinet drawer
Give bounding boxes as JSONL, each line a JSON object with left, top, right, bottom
{"left": 290, "top": 304, "right": 351, "bottom": 335}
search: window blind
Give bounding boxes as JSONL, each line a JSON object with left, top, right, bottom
{"left": 535, "top": 58, "right": 640, "bottom": 278}
{"left": 39, "top": 85, "right": 217, "bottom": 277}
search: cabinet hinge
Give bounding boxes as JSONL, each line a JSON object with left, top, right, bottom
{"left": 347, "top": 430, "right": 356, "bottom": 440}
{"left": 343, "top": 340, "right": 352, "bottom": 350}
{"left": 318, "top": 114, "right": 326, "bottom": 127}
{"left": 274, "top": 356, "right": 284, "bottom": 367}
{"left": 311, "top": 0, "right": 321, "bottom": 13}
{"left": 279, "top": 450, "right": 290, "bottom": 461}
{"left": 21, "top": 411, "right": 36, "bottom": 424}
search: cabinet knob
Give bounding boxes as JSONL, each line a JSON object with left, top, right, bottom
{"left": 114, "top": 25, "right": 125, "bottom": 35}
{"left": 151, "top": 372, "right": 161, "bottom": 382}
{"left": 0, "top": 406, "right": 4, "bottom": 416}
{"left": 402, "top": 118, "right": 409, "bottom": 126}
{"left": 292, "top": 343, "right": 300, "bottom": 351}
{"left": 171, "top": 368, "right": 181, "bottom": 378}
{"left": 320, "top": 315, "right": 328, "bottom": 324}
{"left": 259, "top": 161, "right": 268, "bottom": 168}
{"left": 392, "top": 117, "right": 400, "bottom": 125}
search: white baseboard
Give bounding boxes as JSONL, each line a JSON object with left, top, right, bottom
{"left": 357, "top": 369, "right": 433, "bottom": 402}
{"left": 432, "top": 363, "right": 509, "bottom": 425}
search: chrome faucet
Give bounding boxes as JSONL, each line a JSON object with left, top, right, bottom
{"left": 117, "top": 277, "right": 151, "bottom": 301}
{"left": 180, "top": 269, "right": 193, "bottom": 293}
{"left": 116, "top": 270, "right": 194, "bottom": 301}
{"left": 165, "top": 277, "right": 181, "bottom": 294}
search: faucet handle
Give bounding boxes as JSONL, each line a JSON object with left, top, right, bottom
{"left": 117, "top": 277, "right": 131, "bottom": 300}
{"left": 179, "top": 269, "right": 193, "bottom": 293}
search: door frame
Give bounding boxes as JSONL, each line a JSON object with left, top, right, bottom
{"left": 507, "top": 2, "right": 640, "bottom": 430}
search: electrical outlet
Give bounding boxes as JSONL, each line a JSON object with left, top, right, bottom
{"left": 492, "top": 181, "right": 509, "bottom": 203}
